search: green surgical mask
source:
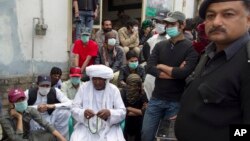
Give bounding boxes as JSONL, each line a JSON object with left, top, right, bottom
{"left": 81, "top": 35, "right": 90, "bottom": 43}
{"left": 166, "top": 27, "right": 180, "bottom": 38}
{"left": 14, "top": 101, "right": 28, "bottom": 112}
{"left": 70, "top": 77, "right": 81, "bottom": 85}
{"left": 128, "top": 61, "right": 139, "bottom": 69}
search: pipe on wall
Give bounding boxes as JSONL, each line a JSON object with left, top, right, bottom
{"left": 32, "top": 17, "right": 40, "bottom": 86}
{"left": 40, "top": 0, "right": 44, "bottom": 24}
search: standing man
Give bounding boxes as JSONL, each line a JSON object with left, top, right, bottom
{"left": 73, "top": 0, "right": 99, "bottom": 39}
{"left": 141, "top": 11, "right": 199, "bottom": 141}
{"left": 70, "top": 65, "right": 126, "bottom": 141}
{"left": 25, "top": 75, "right": 72, "bottom": 140}
{"left": 73, "top": 27, "right": 98, "bottom": 81}
{"left": 142, "top": 10, "right": 169, "bottom": 100}
{"left": 175, "top": 1, "right": 250, "bottom": 141}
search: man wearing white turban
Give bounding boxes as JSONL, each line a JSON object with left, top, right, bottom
{"left": 70, "top": 65, "right": 126, "bottom": 141}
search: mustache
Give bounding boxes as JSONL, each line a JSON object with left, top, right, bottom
{"left": 208, "top": 27, "right": 226, "bottom": 34}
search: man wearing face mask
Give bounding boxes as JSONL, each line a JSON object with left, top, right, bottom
{"left": 95, "top": 31, "right": 124, "bottom": 86}
{"left": 0, "top": 88, "right": 67, "bottom": 141}
{"left": 142, "top": 11, "right": 170, "bottom": 63}
{"left": 118, "top": 19, "right": 140, "bottom": 56}
{"left": 142, "top": 11, "right": 170, "bottom": 100}
{"left": 24, "top": 75, "right": 72, "bottom": 140}
{"left": 72, "top": 27, "right": 98, "bottom": 81}
{"left": 118, "top": 50, "right": 145, "bottom": 89}
{"left": 141, "top": 11, "right": 199, "bottom": 141}
{"left": 61, "top": 67, "right": 84, "bottom": 100}
{"left": 95, "top": 19, "right": 120, "bottom": 48}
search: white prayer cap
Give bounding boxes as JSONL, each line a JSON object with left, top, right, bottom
{"left": 86, "top": 65, "right": 114, "bottom": 79}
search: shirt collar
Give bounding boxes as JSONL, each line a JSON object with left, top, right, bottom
{"left": 206, "top": 32, "right": 250, "bottom": 60}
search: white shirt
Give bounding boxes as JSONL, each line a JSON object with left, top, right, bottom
{"left": 25, "top": 87, "right": 72, "bottom": 112}
{"left": 70, "top": 81, "right": 126, "bottom": 141}
{"left": 61, "top": 80, "right": 84, "bottom": 100}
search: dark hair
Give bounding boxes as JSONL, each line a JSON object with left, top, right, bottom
{"left": 126, "top": 19, "right": 139, "bottom": 29}
{"left": 117, "top": 9, "right": 125, "bottom": 16}
{"left": 102, "top": 19, "right": 112, "bottom": 26}
{"left": 177, "top": 20, "right": 185, "bottom": 26}
{"left": 126, "top": 50, "right": 138, "bottom": 60}
{"left": 50, "top": 67, "right": 62, "bottom": 76}
{"left": 104, "top": 31, "right": 116, "bottom": 41}
{"left": 243, "top": 1, "right": 250, "bottom": 12}
{"left": 184, "top": 18, "right": 193, "bottom": 31}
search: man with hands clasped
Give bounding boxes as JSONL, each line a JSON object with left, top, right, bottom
{"left": 24, "top": 75, "right": 72, "bottom": 140}
{"left": 70, "top": 65, "right": 126, "bottom": 141}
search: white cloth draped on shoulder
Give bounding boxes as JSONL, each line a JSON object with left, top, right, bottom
{"left": 70, "top": 65, "right": 126, "bottom": 141}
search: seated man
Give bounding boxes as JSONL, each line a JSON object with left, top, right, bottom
{"left": 95, "top": 31, "right": 124, "bottom": 86}
{"left": 95, "top": 19, "right": 120, "bottom": 48}
{"left": 0, "top": 88, "right": 66, "bottom": 141}
{"left": 70, "top": 65, "right": 126, "bottom": 141}
{"left": 24, "top": 75, "right": 72, "bottom": 140}
{"left": 118, "top": 50, "right": 145, "bottom": 88}
{"left": 118, "top": 19, "right": 140, "bottom": 56}
{"left": 61, "top": 67, "right": 84, "bottom": 100}
{"left": 120, "top": 74, "right": 148, "bottom": 141}
{"left": 50, "top": 67, "right": 62, "bottom": 89}
{"left": 72, "top": 27, "right": 98, "bottom": 81}
{"left": 95, "top": 19, "right": 126, "bottom": 65}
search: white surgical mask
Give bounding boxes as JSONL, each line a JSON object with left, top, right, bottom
{"left": 108, "top": 38, "right": 116, "bottom": 46}
{"left": 38, "top": 87, "right": 50, "bottom": 96}
{"left": 155, "top": 23, "right": 166, "bottom": 34}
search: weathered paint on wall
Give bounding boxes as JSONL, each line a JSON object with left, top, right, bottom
{"left": 0, "top": 0, "right": 70, "bottom": 77}
{"left": 173, "top": 0, "right": 195, "bottom": 18}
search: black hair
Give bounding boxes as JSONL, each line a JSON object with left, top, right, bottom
{"left": 184, "top": 18, "right": 193, "bottom": 31}
{"left": 50, "top": 67, "right": 62, "bottom": 76}
{"left": 102, "top": 19, "right": 112, "bottom": 26}
{"left": 104, "top": 30, "right": 116, "bottom": 41}
{"left": 126, "top": 50, "right": 138, "bottom": 60}
{"left": 243, "top": 1, "right": 250, "bottom": 12}
{"left": 126, "top": 19, "right": 139, "bottom": 29}
{"left": 117, "top": 9, "right": 125, "bottom": 15}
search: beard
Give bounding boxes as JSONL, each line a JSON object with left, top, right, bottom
{"left": 103, "top": 28, "right": 112, "bottom": 33}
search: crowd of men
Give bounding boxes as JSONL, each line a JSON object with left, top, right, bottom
{"left": 1, "top": 0, "right": 250, "bottom": 141}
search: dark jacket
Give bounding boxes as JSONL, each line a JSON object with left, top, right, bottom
{"left": 95, "top": 45, "right": 124, "bottom": 72}
{"left": 146, "top": 39, "right": 198, "bottom": 101}
{"left": 28, "top": 87, "right": 60, "bottom": 115}
{"left": 175, "top": 33, "right": 250, "bottom": 141}
{"left": 77, "top": 0, "right": 98, "bottom": 11}
{"left": 0, "top": 107, "right": 56, "bottom": 141}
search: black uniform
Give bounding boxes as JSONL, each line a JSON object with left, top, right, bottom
{"left": 175, "top": 33, "right": 250, "bottom": 141}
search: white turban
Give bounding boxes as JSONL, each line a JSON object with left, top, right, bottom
{"left": 86, "top": 65, "right": 114, "bottom": 79}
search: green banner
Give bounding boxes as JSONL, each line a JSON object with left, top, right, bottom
{"left": 146, "top": 7, "right": 156, "bottom": 17}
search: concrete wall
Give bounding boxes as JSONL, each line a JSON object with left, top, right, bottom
{"left": 0, "top": 0, "right": 70, "bottom": 112}
{"left": 0, "top": 0, "right": 70, "bottom": 78}
{"left": 174, "top": 0, "right": 195, "bottom": 18}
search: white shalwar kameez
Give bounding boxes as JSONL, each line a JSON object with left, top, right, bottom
{"left": 70, "top": 65, "right": 126, "bottom": 141}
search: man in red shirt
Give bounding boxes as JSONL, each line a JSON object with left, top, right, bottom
{"left": 72, "top": 27, "right": 98, "bottom": 81}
